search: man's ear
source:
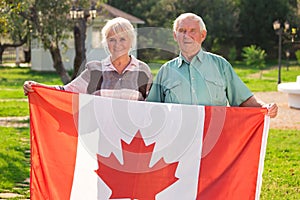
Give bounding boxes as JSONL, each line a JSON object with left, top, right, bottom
{"left": 201, "top": 30, "right": 207, "bottom": 42}
{"left": 173, "top": 31, "right": 178, "bottom": 42}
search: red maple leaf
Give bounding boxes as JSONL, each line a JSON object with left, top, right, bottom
{"left": 95, "top": 130, "right": 179, "bottom": 200}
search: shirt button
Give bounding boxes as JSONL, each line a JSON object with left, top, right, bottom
{"left": 119, "top": 78, "right": 122, "bottom": 81}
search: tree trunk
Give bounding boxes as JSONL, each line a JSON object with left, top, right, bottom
{"left": 49, "top": 43, "right": 71, "bottom": 84}
{"left": 0, "top": 35, "right": 28, "bottom": 64}
{"left": 0, "top": 47, "right": 4, "bottom": 64}
{"left": 72, "top": 18, "right": 87, "bottom": 79}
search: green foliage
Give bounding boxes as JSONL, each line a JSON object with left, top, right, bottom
{"left": 107, "top": 0, "right": 158, "bottom": 26}
{"left": 211, "top": 38, "right": 221, "bottom": 53}
{"left": 107, "top": 0, "right": 299, "bottom": 59}
{"left": 176, "top": 0, "right": 240, "bottom": 50}
{"left": 28, "top": 0, "right": 74, "bottom": 49}
{"left": 0, "top": 0, "right": 26, "bottom": 34}
{"left": 228, "top": 46, "right": 237, "bottom": 62}
{"left": 238, "top": 0, "right": 297, "bottom": 51}
{"left": 0, "top": 0, "right": 29, "bottom": 63}
{"left": 241, "top": 45, "right": 267, "bottom": 70}
{"left": 295, "top": 50, "right": 300, "bottom": 64}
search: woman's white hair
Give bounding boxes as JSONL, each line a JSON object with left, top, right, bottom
{"left": 101, "top": 17, "right": 136, "bottom": 50}
{"left": 173, "top": 13, "right": 207, "bottom": 32}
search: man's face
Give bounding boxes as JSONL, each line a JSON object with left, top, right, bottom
{"left": 173, "top": 18, "right": 206, "bottom": 58}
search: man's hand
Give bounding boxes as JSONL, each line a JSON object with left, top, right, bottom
{"left": 263, "top": 103, "right": 278, "bottom": 118}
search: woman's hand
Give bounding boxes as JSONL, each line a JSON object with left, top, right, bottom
{"left": 23, "top": 81, "right": 38, "bottom": 96}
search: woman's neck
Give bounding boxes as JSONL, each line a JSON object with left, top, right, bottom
{"left": 111, "top": 54, "right": 131, "bottom": 74}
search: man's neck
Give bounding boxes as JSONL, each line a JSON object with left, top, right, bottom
{"left": 181, "top": 51, "right": 198, "bottom": 62}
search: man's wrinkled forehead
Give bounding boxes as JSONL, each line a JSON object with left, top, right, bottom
{"left": 176, "top": 18, "right": 200, "bottom": 31}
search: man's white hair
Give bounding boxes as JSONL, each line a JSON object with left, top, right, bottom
{"left": 173, "top": 13, "right": 207, "bottom": 32}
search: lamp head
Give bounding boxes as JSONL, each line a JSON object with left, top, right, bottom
{"left": 273, "top": 20, "right": 281, "bottom": 31}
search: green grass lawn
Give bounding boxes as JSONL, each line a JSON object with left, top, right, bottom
{"left": 0, "top": 127, "right": 30, "bottom": 198}
{"left": 0, "top": 63, "right": 299, "bottom": 199}
{"left": 261, "top": 129, "right": 300, "bottom": 200}
{"left": 232, "top": 61, "right": 300, "bottom": 92}
{"left": 0, "top": 101, "right": 29, "bottom": 117}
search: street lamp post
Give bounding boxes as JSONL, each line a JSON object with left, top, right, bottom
{"left": 273, "top": 20, "right": 289, "bottom": 84}
{"left": 285, "top": 50, "right": 290, "bottom": 71}
{"left": 277, "top": 24, "right": 282, "bottom": 84}
{"left": 273, "top": 20, "right": 298, "bottom": 84}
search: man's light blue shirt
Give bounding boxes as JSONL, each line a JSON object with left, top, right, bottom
{"left": 147, "top": 49, "right": 253, "bottom": 106}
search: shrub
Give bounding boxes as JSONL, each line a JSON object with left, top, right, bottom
{"left": 241, "top": 45, "right": 267, "bottom": 70}
{"left": 228, "top": 47, "right": 237, "bottom": 62}
{"left": 295, "top": 50, "right": 300, "bottom": 64}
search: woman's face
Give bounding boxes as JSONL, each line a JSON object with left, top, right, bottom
{"left": 106, "top": 30, "right": 131, "bottom": 59}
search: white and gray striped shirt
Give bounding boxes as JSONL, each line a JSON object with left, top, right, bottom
{"left": 62, "top": 55, "right": 153, "bottom": 101}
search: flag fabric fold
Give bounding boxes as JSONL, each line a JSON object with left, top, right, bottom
{"left": 28, "top": 86, "right": 270, "bottom": 200}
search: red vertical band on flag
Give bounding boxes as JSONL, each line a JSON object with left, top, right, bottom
{"left": 197, "top": 106, "right": 267, "bottom": 199}
{"left": 29, "top": 86, "right": 79, "bottom": 200}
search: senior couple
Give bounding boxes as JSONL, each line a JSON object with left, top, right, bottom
{"left": 23, "top": 13, "right": 278, "bottom": 118}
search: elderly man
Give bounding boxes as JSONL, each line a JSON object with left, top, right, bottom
{"left": 147, "top": 13, "right": 278, "bottom": 118}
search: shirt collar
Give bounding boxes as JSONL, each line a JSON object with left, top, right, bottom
{"left": 102, "top": 55, "right": 138, "bottom": 72}
{"left": 178, "top": 49, "right": 204, "bottom": 68}
{"left": 195, "top": 49, "right": 204, "bottom": 63}
{"left": 178, "top": 53, "right": 189, "bottom": 67}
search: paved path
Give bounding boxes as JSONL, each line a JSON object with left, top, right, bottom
{"left": 254, "top": 91, "right": 300, "bottom": 130}
{"left": 0, "top": 116, "right": 29, "bottom": 127}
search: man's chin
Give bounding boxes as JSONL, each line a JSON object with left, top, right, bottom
{"left": 181, "top": 46, "right": 199, "bottom": 53}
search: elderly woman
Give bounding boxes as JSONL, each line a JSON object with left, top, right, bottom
{"left": 23, "top": 17, "right": 153, "bottom": 101}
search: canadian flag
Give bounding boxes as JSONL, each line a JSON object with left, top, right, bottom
{"left": 28, "top": 86, "right": 270, "bottom": 200}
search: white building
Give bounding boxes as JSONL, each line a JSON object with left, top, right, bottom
{"left": 31, "top": 3, "right": 144, "bottom": 71}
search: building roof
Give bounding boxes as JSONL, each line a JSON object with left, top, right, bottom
{"left": 99, "top": 3, "right": 145, "bottom": 24}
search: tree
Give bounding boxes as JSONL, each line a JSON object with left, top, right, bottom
{"left": 94, "top": 0, "right": 300, "bottom": 61}
{"left": 0, "top": 0, "right": 29, "bottom": 63}
{"left": 175, "top": 0, "right": 240, "bottom": 52}
{"left": 69, "top": 0, "right": 96, "bottom": 79}
{"left": 146, "top": 0, "right": 179, "bottom": 27}
{"left": 107, "top": 0, "right": 182, "bottom": 28}
{"left": 107, "top": 0, "right": 180, "bottom": 60}
{"left": 238, "top": 0, "right": 298, "bottom": 54}
{"left": 24, "top": 0, "right": 73, "bottom": 84}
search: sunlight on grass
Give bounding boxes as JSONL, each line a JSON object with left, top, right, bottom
{"left": 0, "top": 101, "right": 29, "bottom": 117}
{"left": 261, "top": 129, "right": 300, "bottom": 200}
{"left": 0, "top": 88, "right": 25, "bottom": 99}
{"left": 0, "top": 127, "right": 30, "bottom": 198}
{"left": 0, "top": 67, "right": 62, "bottom": 89}
{"left": 232, "top": 63, "right": 300, "bottom": 91}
